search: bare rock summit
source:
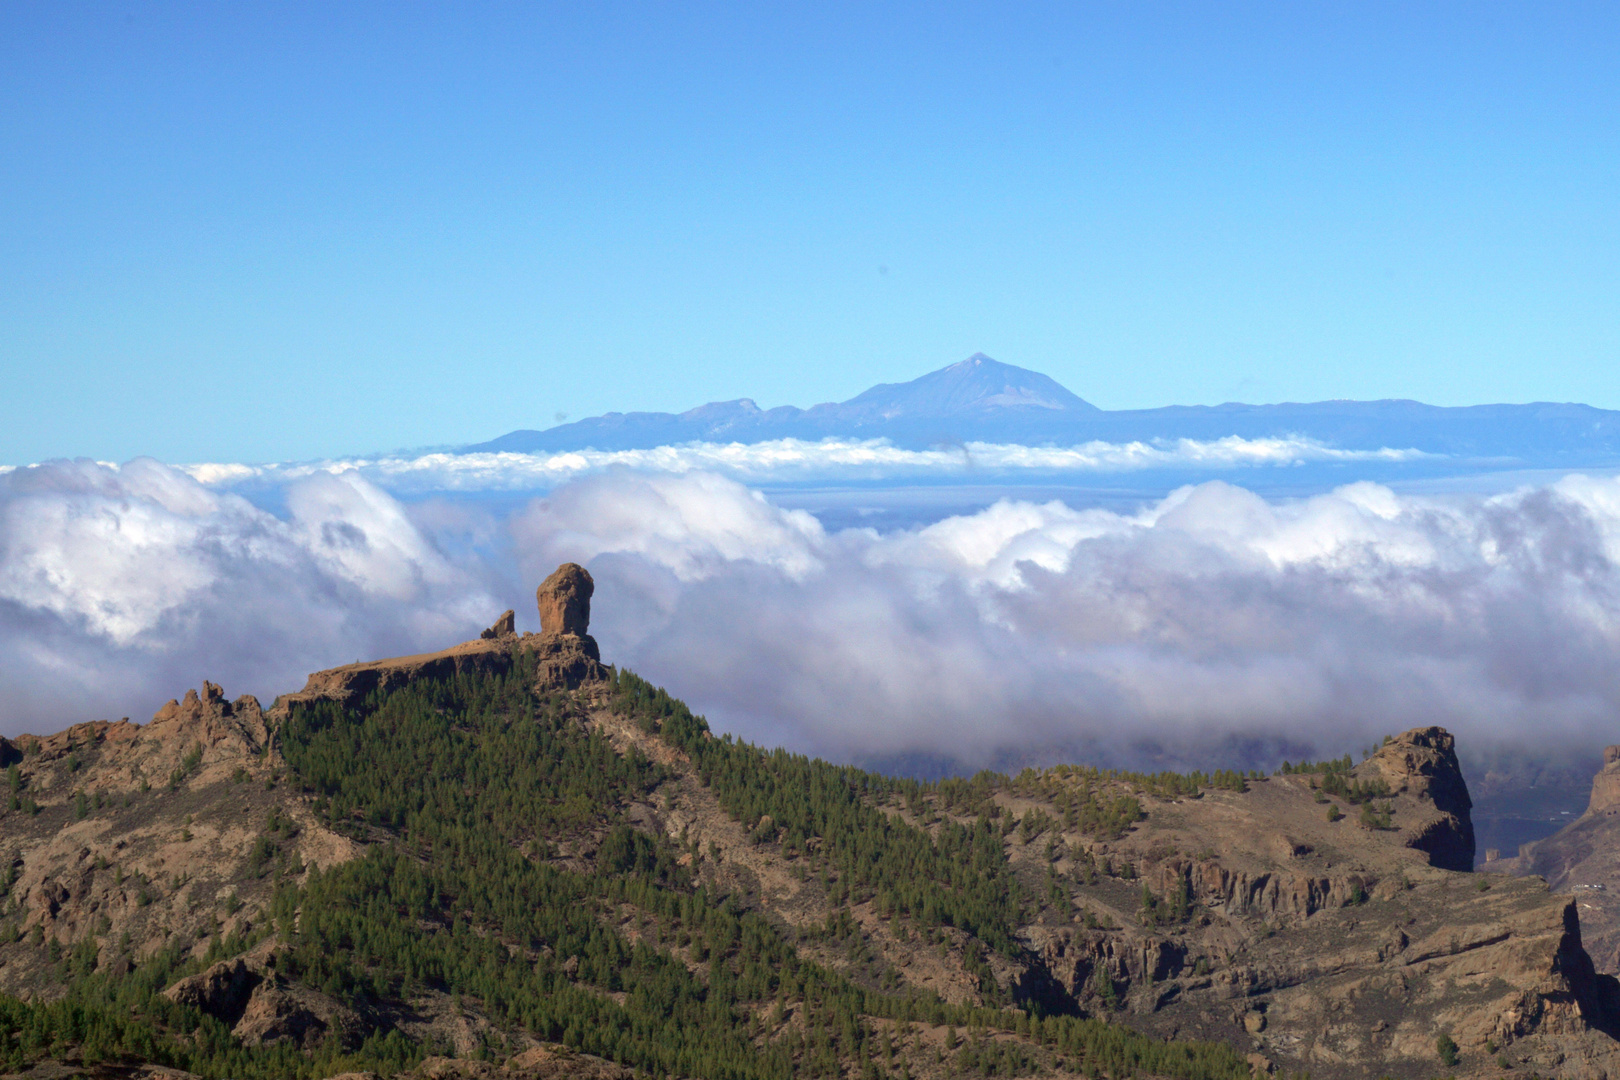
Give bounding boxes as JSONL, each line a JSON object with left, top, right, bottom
{"left": 534, "top": 562, "right": 607, "bottom": 689}
{"left": 1364, "top": 724, "right": 1476, "bottom": 871}
{"left": 536, "top": 563, "right": 593, "bottom": 637}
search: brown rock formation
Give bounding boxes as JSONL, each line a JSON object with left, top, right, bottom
{"left": 537, "top": 564, "right": 593, "bottom": 637}
{"left": 533, "top": 563, "right": 608, "bottom": 689}
{"left": 148, "top": 680, "right": 270, "bottom": 753}
{"left": 163, "top": 950, "right": 358, "bottom": 1049}
{"left": 1590, "top": 745, "right": 1620, "bottom": 815}
{"left": 163, "top": 957, "right": 261, "bottom": 1027}
{"left": 279, "top": 566, "right": 610, "bottom": 707}
{"left": 1494, "top": 747, "right": 1620, "bottom": 976}
{"left": 480, "top": 609, "right": 516, "bottom": 640}
{"left": 1364, "top": 725, "right": 1476, "bottom": 871}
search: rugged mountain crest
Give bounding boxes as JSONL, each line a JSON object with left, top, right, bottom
{"left": 3, "top": 577, "right": 1620, "bottom": 1079}
{"left": 1363, "top": 725, "right": 1476, "bottom": 871}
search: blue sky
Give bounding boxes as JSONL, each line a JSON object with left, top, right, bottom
{"left": 3, "top": 2, "right": 1618, "bottom": 464}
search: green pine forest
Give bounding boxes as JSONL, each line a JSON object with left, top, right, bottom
{"left": 0, "top": 651, "right": 1257, "bottom": 1079}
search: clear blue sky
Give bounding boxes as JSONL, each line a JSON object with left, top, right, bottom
{"left": 3, "top": 2, "right": 1617, "bottom": 464}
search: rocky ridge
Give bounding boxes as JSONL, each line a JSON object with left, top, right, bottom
{"left": 1, "top": 568, "right": 1619, "bottom": 1078}
{"left": 603, "top": 717, "right": 1620, "bottom": 1076}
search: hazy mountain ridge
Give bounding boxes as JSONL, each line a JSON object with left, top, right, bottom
{"left": 469, "top": 354, "right": 1620, "bottom": 464}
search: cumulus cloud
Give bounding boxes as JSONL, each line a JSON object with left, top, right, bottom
{"left": 0, "top": 459, "right": 496, "bottom": 731}
{"left": 4, "top": 456, "right": 1618, "bottom": 788}
{"left": 179, "top": 435, "right": 1428, "bottom": 494}
{"left": 513, "top": 471, "right": 1620, "bottom": 773}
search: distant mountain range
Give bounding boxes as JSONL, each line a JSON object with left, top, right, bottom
{"left": 467, "top": 354, "right": 1620, "bottom": 465}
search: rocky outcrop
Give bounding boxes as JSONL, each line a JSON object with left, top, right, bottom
{"left": 1492, "top": 748, "right": 1620, "bottom": 977}
{"left": 163, "top": 957, "right": 260, "bottom": 1026}
{"left": 234, "top": 979, "right": 357, "bottom": 1048}
{"left": 1590, "top": 746, "right": 1620, "bottom": 815}
{"left": 1154, "top": 858, "right": 1372, "bottom": 920}
{"left": 1365, "top": 725, "right": 1476, "bottom": 871}
{"left": 163, "top": 951, "right": 358, "bottom": 1049}
{"left": 276, "top": 639, "right": 517, "bottom": 711}
{"left": 481, "top": 609, "right": 516, "bottom": 639}
{"left": 534, "top": 563, "right": 608, "bottom": 689}
{"left": 147, "top": 680, "right": 269, "bottom": 753}
{"left": 537, "top": 564, "right": 593, "bottom": 637}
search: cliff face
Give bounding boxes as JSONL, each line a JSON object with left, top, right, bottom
{"left": 590, "top": 706, "right": 1620, "bottom": 1077}
{"left": 1589, "top": 746, "right": 1620, "bottom": 816}
{"left": 1364, "top": 726, "right": 1476, "bottom": 871}
{"left": 1493, "top": 744, "right": 1620, "bottom": 979}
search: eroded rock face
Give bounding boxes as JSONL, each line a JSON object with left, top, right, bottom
{"left": 537, "top": 564, "right": 593, "bottom": 637}
{"left": 162, "top": 957, "right": 260, "bottom": 1027}
{"left": 1366, "top": 725, "right": 1476, "bottom": 871}
{"left": 533, "top": 563, "right": 608, "bottom": 689}
{"left": 163, "top": 954, "right": 356, "bottom": 1049}
{"left": 1494, "top": 747, "right": 1620, "bottom": 977}
{"left": 1590, "top": 746, "right": 1620, "bottom": 815}
{"left": 481, "top": 610, "right": 516, "bottom": 639}
{"left": 147, "top": 680, "right": 269, "bottom": 753}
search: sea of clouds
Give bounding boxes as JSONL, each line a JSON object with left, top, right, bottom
{"left": 171, "top": 434, "right": 1426, "bottom": 493}
{"left": 2, "top": 451, "right": 1618, "bottom": 782}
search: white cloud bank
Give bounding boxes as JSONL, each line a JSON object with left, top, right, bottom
{"left": 0, "top": 459, "right": 497, "bottom": 727}
{"left": 177, "top": 435, "right": 1428, "bottom": 493}
{"left": 514, "top": 470, "right": 1620, "bottom": 770}
{"left": 2, "top": 458, "right": 1617, "bottom": 779}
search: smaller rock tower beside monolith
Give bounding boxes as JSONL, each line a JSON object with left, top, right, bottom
{"left": 1588, "top": 746, "right": 1620, "bottom": 816}
{"left": 534, "top": 563, "right": 609, "bottom": 688}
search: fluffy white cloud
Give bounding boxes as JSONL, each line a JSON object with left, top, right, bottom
{"left": 512, "top": 470, "right": 1620, "bottom": 772}
{"left": 179, "top": 435, "right": 1428, "bottom": 493}
{"left": 4, "top": 457, "right": 1618, "bottom": 786}
{"left": 0, "top": 460, "right": 496, "bottom": 730}
{"left": 514, "top": 470, "right": 825, "bottom": 582}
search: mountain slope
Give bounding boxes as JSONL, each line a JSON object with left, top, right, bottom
{"left": 833, "top": 354, "right": 1097, "bottom": 420}
{"left": 466, "top": 354, "right": 1620, "bottom": 464}
{"left": 2, "top": 569, "right": 1619, "bottom": 1078}
{"left": 1491, "top": 747, "right": 1620, "bottom": 977}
